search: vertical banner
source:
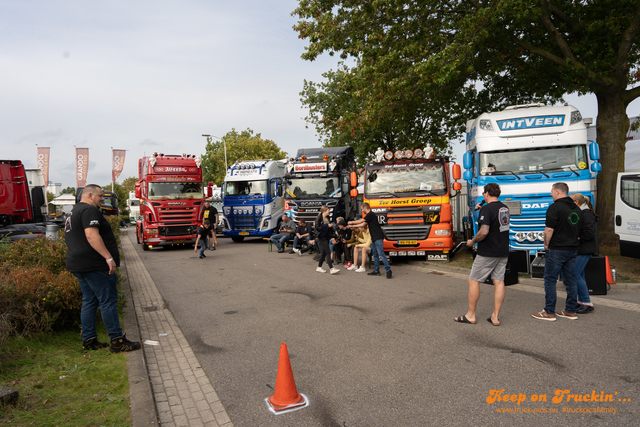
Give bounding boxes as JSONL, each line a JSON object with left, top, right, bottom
{"left": 36, "top": 147, "right": 50, "bottom": 184}
{"left": 76, "top": 147, "right": 89, "bottom": 188}
{"left": 112, "top": 149, "right": 126, "bottom": 182}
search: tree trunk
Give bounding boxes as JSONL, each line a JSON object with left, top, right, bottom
{"left": 595, "top": 90, "right": 631, "bottom": 247}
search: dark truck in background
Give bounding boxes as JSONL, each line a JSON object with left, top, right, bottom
{"left": 283, "top": 147, "right": 359, "bottom": 223}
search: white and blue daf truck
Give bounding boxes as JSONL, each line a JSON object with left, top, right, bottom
{"left": 462, "top": 104, "right": 602, "bottom": 257}
{"left": 220, "top": 159, "right": 286, "bottom": 242}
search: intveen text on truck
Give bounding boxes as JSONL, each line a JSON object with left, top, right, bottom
{"left": 363, "top": 148, "right": 462, "bottom": 261}
{"left": 135, "top": 153, "right": 212, "bottom": 250}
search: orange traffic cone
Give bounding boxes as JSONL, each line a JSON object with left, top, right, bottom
{"left": 266, "top": 343, "right": 308, "bottom": 413}
{"left": 605, "top": 256, "right": 616, "bottom": 284}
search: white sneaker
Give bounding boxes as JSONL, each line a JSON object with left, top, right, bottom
{"left": 347, "top": 264, "right": 357, "bottom": 270}
{"left": 355, "top": 266, "right": 366, "bottom": 273}
{"left": 330, "top": 268, "right": 339, "bottom": 275}
{"left": 316, "top": 267, "right": 326, "bottom": 273}
{"left": 296, "top": 249, "right": 302, "bottom": 256}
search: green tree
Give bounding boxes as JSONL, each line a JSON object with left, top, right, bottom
{"left": 120, "top": 176, "right": 138, "bottom": 195}
{"left": 293, "top": 0, "right": 640, "bottom": 245}
{"left": 60, "top": 186, "right": 76, "bottom": 196}
{"left": 46, "top": 191, "right": 54, "bottom": 203}
{"left": 202, "top": 128, "right": 288, "bottom": 185}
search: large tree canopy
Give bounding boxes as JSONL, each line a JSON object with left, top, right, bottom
{"left": 202, "top": 128, "right": 288, "bottom": 185}
{"left": 293, "top": 0, "right": 640, "bottom": 245}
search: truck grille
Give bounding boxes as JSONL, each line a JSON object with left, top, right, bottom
{"left": 383, "top": 225, "right": 431, "bottom": 241}
{"left": 227, "top": 205, "right": 260, "bottom": 230}
{"left": 158, "top": 225, "right": 198, "bottom": 236}
{"left": 287, "top": 200, "right": 337, "bottom": 223}
{"left": 157, "top": 206, "right": 198, "bottom": 223}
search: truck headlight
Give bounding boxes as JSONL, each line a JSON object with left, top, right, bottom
{"left": 570, "top": 110, "right": 583, "bottom": 125}
{"left": 479, "top": 119, "right": 493, "bottom": 131}
{"left": 537, "top": 231, "right": 545, "bottom": 241}
{"left": 434, "top": 229, "right": 450, "bottom": 236}
{"left": 515, "top": 232, "right": 526, "bottom": 242}
{"left": 526, "top": 231, "right": 537, "bottom": 242}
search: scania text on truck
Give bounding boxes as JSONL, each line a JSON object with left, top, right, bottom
{"left": 220, "top": 159, "right": 285, "bottom": 242}
{"left": 135, "top": 153, "right": 212, "bottom": 250}
{"left": 462, "top": 104, "right": 602, "bottom": 256}
{"left": 284, "top": 147, "right": 359, "bottom": 223}
{"left": 363, "top": 148, "right": 462, "bottom": 261}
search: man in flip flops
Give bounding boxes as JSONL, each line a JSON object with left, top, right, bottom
{"left": 454, "top": 183, "right": 510, "bottom": 326}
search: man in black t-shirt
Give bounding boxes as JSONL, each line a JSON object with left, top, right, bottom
{"left": 194, "top": 220, "right": 211, "bottom": 259}
{"left": 65, "top": 184, "right": 141, "bottom": 353}
{"left": 532, "top": 182, "right": 583, "bottom": 322}
{"left": 348, "top": 202, "right": 392, "bottom": 278}
{"left": 202, "top": 200, "right": 218, "bottom": 250}
{"left": 454, "top": 183, "right": 510, "bottom": 326}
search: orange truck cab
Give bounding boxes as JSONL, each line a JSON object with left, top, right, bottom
{"left": 363, "top": 148, "right": 461, "bottom": 261}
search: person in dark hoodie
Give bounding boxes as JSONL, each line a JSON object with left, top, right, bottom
{"left": 570, "top": 193, "right": 598, "bottom": 314}
{"left": 532, "top": 182, "right": 583, "bottom": 322}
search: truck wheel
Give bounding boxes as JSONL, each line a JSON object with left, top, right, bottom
{"left": 231, "top": 236, "right": 244, "bottom": 243}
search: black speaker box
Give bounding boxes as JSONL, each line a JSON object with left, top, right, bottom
{"left": 483, "top": 253, "right": 519, "bottom": 286}
{"left": 585, "top": 255, "right": 607, "bottom": 295}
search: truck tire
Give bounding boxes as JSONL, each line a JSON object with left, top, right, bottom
{"left": 136, "top": 229, "right": 140, "bottom": 244}
{"left": 231, "top": 236, "right": 244, "bottom": 243}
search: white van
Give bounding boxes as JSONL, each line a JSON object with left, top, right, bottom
{"left": 615, "top": 171, "right": 640, "bottom": 258}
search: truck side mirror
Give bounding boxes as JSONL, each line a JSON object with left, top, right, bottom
{"left": 590, "top": 162, "right": 602, "bottom": 172}
{"left": 589, "top": 141, "right": 600, "bottom": 160}
{"left": 463, "top": 152, "right": 472, "bottom": 169}
{"left": 207, "top": 186, "right": 213, "bottom": 198}
{"left": 452, "top": 164, "right": 461, "bottom": 180}
{"left": 135, "top": 183, "right": 141, "bottom": 199}
{"left": 453, "top": 182, "right": 462, "bottom": 191}
{"left": 350, "top": 188, "right": 358, "bottom": 198}
{"left": 463, "top": 170, "right": 473, "bottom": 181}
{"left": 350, "top": 172, "right": 358, "bottom": 188}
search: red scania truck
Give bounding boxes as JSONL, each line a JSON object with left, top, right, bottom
{"left": 135, "top": 153, "right": 212, "bottom": 250}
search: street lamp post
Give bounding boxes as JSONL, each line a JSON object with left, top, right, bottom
{"left": 201, "top": 134, "right": 227, "bottom": 172}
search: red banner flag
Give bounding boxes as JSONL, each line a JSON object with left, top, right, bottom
{"left": 36, "top": 147, "right": 50, "bottom": 184}
{"left": 112, "top": 149, "right": 126, "bottom": 182}
{"left": 76, "top": 148, "right": 89, "bottom": 188}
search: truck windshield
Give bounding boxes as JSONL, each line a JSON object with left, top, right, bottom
{"left": 479, "top": 145, "right": 587, "bottom": 176}
{"left": 284, "top": 177, "right": 341, "bottom": 199}
{"left": 128, "top": 199, "right": 140, "bottom": 207}
{"left": 147, "top": 182, "right": 204, "bottom": 200}
{"left": 365, "top": 164, "right": 447, "bottom": 196}
{"left": 102, "top": 194, "right": 118, "bottom": 208}
{"left": 224, "top": 180, "right": 268, "bottom": 196}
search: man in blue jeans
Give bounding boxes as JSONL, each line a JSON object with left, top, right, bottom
{"left": 532, "top": 182, "right": 583, "bottom": 322}
{"left": 348, "top": 203, "right": 392, "bottom": 278}
{"left": 66, "top": 184, "right": 141, "bottom": 352}
{"left": 270, "top": 214, "right": 295, "bottom": 253}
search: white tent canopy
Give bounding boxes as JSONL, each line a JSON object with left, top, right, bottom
{"left": 50, "top": 193, "right": 76, "bottom": 206}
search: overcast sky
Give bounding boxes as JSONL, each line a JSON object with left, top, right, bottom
{"left": 2, "top": 1, "right": 639, "bottom": 189}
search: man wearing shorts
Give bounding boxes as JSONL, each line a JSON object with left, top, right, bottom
{"left": 454, "top": 183, "right": 510, "bottom": 326}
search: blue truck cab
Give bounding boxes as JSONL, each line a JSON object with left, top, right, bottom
{"left": 462, "top": 104, "right": 601, "bottom": 256}
{"left": 220, "top": 159, "right": 286, "bottom": 242}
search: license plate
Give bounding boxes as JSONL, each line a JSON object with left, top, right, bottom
{"left": 239, "top": 232, "right": 249, "bottom": 235}
{"left": 398, "top": 240, "right": 417, "bottom": 245}
{"left": 173, "top": 239, "right": 186, "bottom": 243}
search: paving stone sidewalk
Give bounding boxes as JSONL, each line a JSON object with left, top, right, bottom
{"left": 122, "top": 234, "right": 234, "bottom": 427}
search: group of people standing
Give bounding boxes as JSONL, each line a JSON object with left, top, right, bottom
{"left": 455, "top": 182, "right": 598, "bottom": 327}
{"left": 269, "top": 203, "right": 393, "bottom": 278}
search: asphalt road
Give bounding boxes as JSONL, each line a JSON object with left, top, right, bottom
{"left": 126, "top": 229, "right": 639, "bottom": 427}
